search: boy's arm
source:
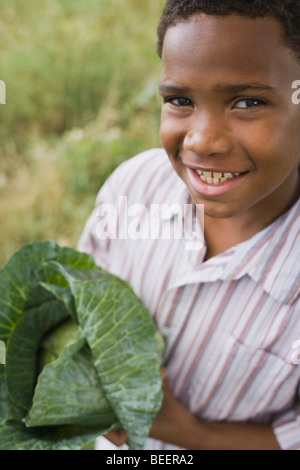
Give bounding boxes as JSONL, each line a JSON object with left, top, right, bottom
{"left": 149, "top": 369, "right": 281, "bottom": 450}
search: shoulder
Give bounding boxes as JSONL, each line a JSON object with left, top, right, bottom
{"left": 243, "top": 197, "right": 300, "bottom": 304}
{"left": 109, "top": 148, "right": 172, "bottom": 182}
{"left": 96, "top": 148, "right": 184, "bottom": 205}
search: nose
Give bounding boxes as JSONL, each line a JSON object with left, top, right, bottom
{"left": 183, "top": 112, "right": 233, "bottom": 156}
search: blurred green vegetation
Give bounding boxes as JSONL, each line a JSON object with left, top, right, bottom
{"left": 0, "top": 0, "right": 165, "bottom": 267}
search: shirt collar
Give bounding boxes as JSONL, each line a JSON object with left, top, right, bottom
{"left": 229, "top": 198, "right": 300, "bottom": 305}
{"left": 171, "top": 179, "right": 300, "bottom": 305}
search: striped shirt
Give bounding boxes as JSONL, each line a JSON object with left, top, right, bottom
{"left": 77, "top": 148, "right": 300, "bottom": 450}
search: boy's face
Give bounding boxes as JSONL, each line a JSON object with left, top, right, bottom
{"left": 159, "top": 14, "right": 300, "bottom": 224}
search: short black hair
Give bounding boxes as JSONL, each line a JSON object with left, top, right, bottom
{"left": 157, "top": 0, "right": 300, "bottom": 62}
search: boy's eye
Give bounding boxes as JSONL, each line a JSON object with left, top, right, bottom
{"left": 166, "top": 97, "right": 193, "bottom": 107}
{"left": 235, "top": 98, "right": 267, "bottom": 109}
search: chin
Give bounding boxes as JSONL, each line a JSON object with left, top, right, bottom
{"left": 204, "top": 210, "right": 233, "bottom": 219}
{"left": 202, "top": 204, "right": 239, "bottom": 219}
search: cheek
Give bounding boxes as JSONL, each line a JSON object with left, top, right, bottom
{"left": 160, "top": 120, "right": 174, "bottom": 151}
{"left": 239, "top": 113, "right": 299, "bottom": 170}
{"left": 160, "top": 112, "right": 184, "bottom": 152}
{"left": 261, "top": 114, "right": 300, "bottom": 172}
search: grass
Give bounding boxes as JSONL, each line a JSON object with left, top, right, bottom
{"left": 0, "top": 0, "right": 165, "bottom": 267}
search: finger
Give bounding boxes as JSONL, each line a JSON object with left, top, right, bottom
{"left": 160, "top": 366, "right": 167, "bottom": 380}
{"left": 104, "top": 428, "right": 128, "bottom": 447}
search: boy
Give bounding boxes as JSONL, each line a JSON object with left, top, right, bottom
{"left": 78, "top": 0, "right": 300, "bottom": 450}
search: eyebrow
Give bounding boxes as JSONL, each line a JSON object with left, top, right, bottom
{"left": 213, "top": 83, "right": 277, "bottom": 94}
{"left": 159, "top": 85, "right": 190, "bottom": 95}
{"left": 159, "top": 83, "right": 277, "bottom": 95}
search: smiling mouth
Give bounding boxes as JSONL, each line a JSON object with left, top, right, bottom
{"left": 194, "top": 169, "right": 243, "bottom": 185}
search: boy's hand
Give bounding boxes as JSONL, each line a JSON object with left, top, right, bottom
{"left": 102, "top": 367, "right": 185, "bottom": 448}
{"left": 149, "top": 368, "right": 200, "bottom": 447}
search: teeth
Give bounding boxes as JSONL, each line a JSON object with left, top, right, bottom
{"left": 195, "top": 169, "right": 240, "bottom": 185}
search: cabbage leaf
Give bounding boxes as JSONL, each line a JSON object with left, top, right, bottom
{"left": 0, "top": 241, "right": 163, "bottom": 450}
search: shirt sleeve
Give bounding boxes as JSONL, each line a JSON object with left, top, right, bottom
{"left": 76, "top": 149, "right": 164, "bottom": 270}
{"left": 272, "top": 387, "right": 300, "bottom": 450}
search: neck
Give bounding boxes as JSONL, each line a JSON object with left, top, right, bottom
{"left": 203, "top": 175, "right": 299, "bottom": 260}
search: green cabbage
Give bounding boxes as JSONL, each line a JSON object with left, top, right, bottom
{"left": 0, "top": 241, "right": 164, "bottom": 450}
